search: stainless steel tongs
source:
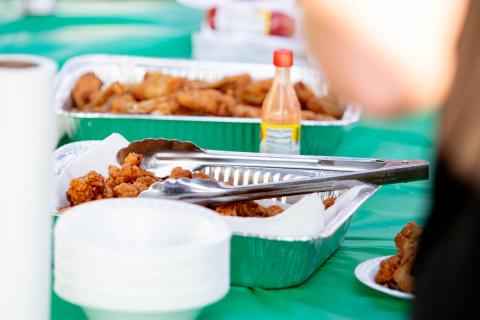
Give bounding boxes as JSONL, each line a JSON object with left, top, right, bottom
{"left": 131, "top": 140, "right": 428, "bottom": 205}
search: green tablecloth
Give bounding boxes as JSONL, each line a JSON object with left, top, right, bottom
{"left": 1, "top": 2, "right": 436, "bottom": 319}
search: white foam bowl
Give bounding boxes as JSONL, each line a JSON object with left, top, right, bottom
{"left": 54, "top": 198, "right": 231, "bottom": 320}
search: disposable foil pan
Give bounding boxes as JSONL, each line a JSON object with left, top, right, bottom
{"left": 54, "top": 54, "right": 361, "bottom": 155}
{"left": 54, "top": 141, "right": 378, "bottom": 289}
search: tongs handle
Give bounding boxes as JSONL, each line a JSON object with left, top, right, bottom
{"left": 202, "top": 160, "right": 428, "bottom": 204}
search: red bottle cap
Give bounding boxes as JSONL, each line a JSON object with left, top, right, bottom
{"left": 273, "top": 49, "right": 293, "bottom": 67}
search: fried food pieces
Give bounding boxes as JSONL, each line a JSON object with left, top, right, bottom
{"left": 176, "top": 89, "right": 235, "bottom": 116}
{"left": 65, "top": 153, "right": 162, "bottom": 206}
{"left": 323, "top": 197, "right": 336, "bottom": 209}
{"left": 66, "top": 171, "right": 113, "bottom": 206}
{"left": 214, "top": 201, "right": 283, "bottom": 218}
{"left": 71, "top": 73, "right": 103, "bottom": 109}
{"left": 375, "top": 221, "right": 423, "bottom": 293}
{"left": 65, "top": 161, "right": 283, "bottom": 218}
{"left": 168, "top": 166, "right": 284, "bottom": 218}
{"left": 70, "top": 72, "right": 344, "bottom": 120}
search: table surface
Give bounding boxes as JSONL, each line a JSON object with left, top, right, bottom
{"left": 1, "top": 1, "right": 436, "bottom": 319}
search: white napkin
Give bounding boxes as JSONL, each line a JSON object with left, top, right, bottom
{"left": 224, "top": 185, "right": 366, "bottom": 238}
{"left": 54, "top": 133, "right": 129, "bottom": 208}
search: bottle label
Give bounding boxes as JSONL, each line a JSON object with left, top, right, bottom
{"left": 260, "top": 122, "right": 300, "bottom": 154}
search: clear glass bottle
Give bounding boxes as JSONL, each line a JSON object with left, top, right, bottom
{"left": 260, "top": 49, "right": 301, "bottom": 154}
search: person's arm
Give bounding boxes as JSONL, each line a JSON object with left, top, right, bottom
{"left": 300, "top": 0, "right": 469, "bottom": 117}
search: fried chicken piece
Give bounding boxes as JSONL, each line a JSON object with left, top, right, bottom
{"left": 265, "top": 205, "right": 284, "bottom": 217}
{"left": 302, "top": 110, "right": 337, "bottom": 121}
{"left": 374, "top": 221, "right": 423, "bottom": 293}
{"left": 239, "top": 79, "right": 273, "bottom": 106}
{"left": 306, "top": 95, "right": 344, "bottom": 119}
{"left": 394, "top": 221, "right": 422, "bottom": 258}
{"left": 109, "top": 94, "right": 137, "bottom": 114}
{"left": 183, "top": 79, "right": 210, "bottom": 90}
{"left": 215, "top": 201, "right": 266, "bottom": 217}
{"left": 107, "top": 164, "right": 158, "bottom": 188}
{"left": 199, "top": 74, "right": 252, "bottom": 98}
{"left": 228, "top": 104, "right": 262, "bottom": 118}
{"left": 294, "top": 81, "right": 315, "bottom": 109}
{"left": 112, "top": 182, "right": 140, "bottom": 198}
{"left": 392, "top": 254, "right": 416, "bottom": 293}
{"left": 127, "top": 72, "right": 186, "bottom": 100}
{"left": 192, "top": 172, "right": 212, "bottom": 179}
{"left": 71, "top": 73, "right": 103, "bottom": 109}
{"left": 87, "top": 81, "right": 126, "bottom": 109}
{"left": 107, "top": 153, "right": 159, "bottom": 189}
{"left": 124, "top": 152, "right": 143, "bottom": 166}
{"left": 66, "top": 171, "right": 113, "bottom": 206}
{"left": 323, "top": 197, "right": 336, "bottom": 209}
{"left": 170, "top": 167, "right": 193, "bottom": 179}
{"left": 375, "top": 254, "right": 402, "bottom": 285}
{"left": 175, "top": 89, "right": 235, "bottom": 116}
{"left": 133, "top": 176, "right": 160, "bottom": 193}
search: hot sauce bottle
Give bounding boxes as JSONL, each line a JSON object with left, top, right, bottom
{"left": 260, "top": 49, "right": 301, "bottom": 154}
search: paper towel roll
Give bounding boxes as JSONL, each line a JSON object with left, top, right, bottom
{"left": 24, "top": 0, "right": 56, "bottom": 15}
{"left": 0, "top": 55, "right": 57, "bottom": 320}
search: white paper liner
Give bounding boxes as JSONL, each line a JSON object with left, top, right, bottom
{"left": 54, "top": 133, "right": 129, "bottom": 208}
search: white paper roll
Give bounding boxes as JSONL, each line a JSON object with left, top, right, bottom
{"left": 0, "top": 55, "right": 57, "bottom": 320}
{"left": 24, "top": 0, "right": 56, "bottom": 15}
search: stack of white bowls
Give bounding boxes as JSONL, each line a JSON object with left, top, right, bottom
{"left": 54, "top": 198, "right": 231, "bottom": 320}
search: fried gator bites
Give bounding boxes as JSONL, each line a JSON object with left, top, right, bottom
{"left": 106, "top": 153, "right": 162, "bottom": 196}
{"left": 66, "top": 171, "right": 113, "bottom": 206}
{"left": 65, "top": 153, "right": 161, "bottom": 207}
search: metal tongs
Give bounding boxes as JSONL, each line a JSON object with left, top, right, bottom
{"left": 138, "top": 159, "right": 427, "bottom": 206}
{"left": 117, "top": 139, "right": 429, "bottom": 206}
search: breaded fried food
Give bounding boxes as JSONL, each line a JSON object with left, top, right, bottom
{"left": 199, "top": 74, "right": 252, "bottom": 98}
{"left": 70, "top": 72, "right": 345, "bottom": 120}
{"left": 64, "top": 153, "right": 161, "bottom": 208}
{"left": 265, "top": 205, "right": 284, "bottom": 217}
{"left": 374, "top": 221, "right": 423, "bottom": 293}
{"left": 228, "top": 104, "right": 262, "bottom": 118}
{"left": 170, "top": 167, "right": 193, "bottom": 179}
{"left": 71, "top": 72, "right": 103, "bottom": 109}
{"left": 375, "top": 254, "right": 401, "bottom": 284}
{"left": 109, "top": 94, "right": 137, "bottom": 114}
{"left": 175, "top": 89, "right": 235, "bottom": 116}
{"left": 124, "top": 152, "right": 143, "bottom": 166}
{"left": 66, "top": 171, "right": 113, "bottom": 206}
{"left": 215, "top": 201, "right": 266, "bottom": 217}
{"left": 392, "top": 254, "right": 416, "bottom": 293}
{"left": 87, "top": 81, "right": 126, "bottom": 109}
{"left": 107, "top": 154, "right": 159, "bottom": 189}
{"left": 323, "top": 196, "right": 336, "bottom": 209}
{"left": 306, "top": 95, "right": 344, "bottom": 119}
{"left": 302, "top": 110, "right": 337, "bottom": 121}
{"left": 127, "top": 72, "right": 186, "bottom": 100}
{"left": 239, "top": 79, "right": 273, "bottom": 106}
{"left": 112, "top": 182, "right": 140, "bottom": 198}
{"left": 294, "top": 81, "right": 315, "bottom": 108}
{"left": 192, "top": 172, "right": 212, "bottom": 179}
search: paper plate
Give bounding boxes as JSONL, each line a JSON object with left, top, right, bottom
{"left": 355, "top": 256, "right": 414, "bottom": 300}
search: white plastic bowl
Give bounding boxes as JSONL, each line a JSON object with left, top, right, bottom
{"left": 54, "top": 198, "right": 231, "bottom": 319}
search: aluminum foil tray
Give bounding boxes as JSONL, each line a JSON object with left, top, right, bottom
{"left": 54, "top": 54, "right": 361, "bottom": 155}
{"left": 54, "top": 141, "right": 378, "bottom": 289}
